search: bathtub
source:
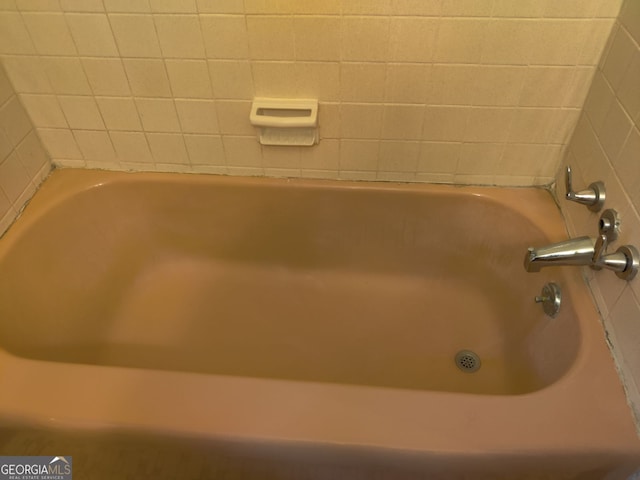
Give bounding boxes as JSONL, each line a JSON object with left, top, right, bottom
{"left": 0, "top": 168, "right": 638, "bottom": 479}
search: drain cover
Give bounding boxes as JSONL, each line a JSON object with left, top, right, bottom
{"left": 455, "top": 350, "right": 481, "bottom": 373}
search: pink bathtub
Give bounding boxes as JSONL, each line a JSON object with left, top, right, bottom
{"left": 0, "top": 169, "right": 638, "bottom": 479}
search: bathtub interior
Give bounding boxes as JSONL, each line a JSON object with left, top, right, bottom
{"left": 0, "top": 170, "right": 580, "bottom": 395}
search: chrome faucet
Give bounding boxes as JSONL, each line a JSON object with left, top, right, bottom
{"left": 524, "top": 236, "right": 595, "bottom": 272}
{"left": 524, "top": 234, "right": 639, "bottom": 280}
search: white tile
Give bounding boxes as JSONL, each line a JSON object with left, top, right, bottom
{"left": 123, "top": 59, "right": 172, "bottom": 98}
{"left": 339, "top": 139, "right": 378, "bottom": 171}
{"left": 165, "top": 60, "right": 212, "bottom": 99}
{"left": 19, "top": 94, "right": 68, "bottom": 128}
{"left": 82, "top": 58, "right": 131, "bottom": 96}
{"left": 110, "top": 131, "right": 153, "bottom": 163}
{"left": 15, "top": 130, "right": 50, "bottom": 177}
{"left": 0, "top": 152, "right": 31, "bottom": 203}
{"left": 135, "top": 98, "right": 181, "bottom": 132}
{"left": 96, "top": 96, "right": 142, "bottom": 131}
{"left": 0, "top": 96, "right": 32, "bottom": 145}
{"left": 58, "top": 95, "right": 105, "bottom": 130}
{"left": 22, "top": 12, "right": 76, "bottom": 55}
{"left": 0, "top": 12, "right": 35, "bottom": 54}
{"left": 208, "top": 61, "right": 254, "bottom": 99}
{"left": 37, "top": 128, "right": 83, "bottom": 159}
{"left": 154, "top": 14, "right": 205, "bottom": 58}
{"left": 1, "top": 56, "right": 52, "bottom": 93}
{"left": 222, "top": 136, "right": 262, "bottom": 167}
{"left": 66, "top": 13, "right": 118, "bottom": 56}
{"left": 184, "top": 134, "right": 224, "bottom": 165}
{"left": 109, "top": 13, "right": 162, "bottom": 57}
{"left": 200, "top": 15, "right": 249, "bottom": 59}
{"left": 42, "top": 57, "right": 91, "bottom": 95}
{"left": 73, "top": 129, "right": 116, "bottom": 160}
{"left": 146, "top": 132, "right": 189, "bottom": 164}
{"left": 174, "top": 99, "right": 218, "bottom": 134}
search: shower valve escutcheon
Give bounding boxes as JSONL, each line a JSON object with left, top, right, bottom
{"left": 565, "top": 166, "right": 605, "bottom": 212}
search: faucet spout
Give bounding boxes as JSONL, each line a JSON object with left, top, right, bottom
{"left": 524, "top": 236, "right": 596, "bottom": 272}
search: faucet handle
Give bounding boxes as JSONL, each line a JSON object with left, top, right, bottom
{"left": 565, "top": 166, "right": 606, "bottom": 212}
{"left": 593, "top": 233, "right": 608, "bottom": 264}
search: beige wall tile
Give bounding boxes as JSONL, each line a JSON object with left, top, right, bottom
{"left": 37, "top": 127, "right": 83, "bottom": 159}
{"left": 617, "top": 50, "right": 640, "bottom": 121}
{"left": 0, "top": 96, "right": 31, "bottom": 144}
{"left": 15, "top": 0, "right": 59, "bottom": 10}
{"left": 19, "top": 94, "right": 67, "bottom": 128}
{"left": 135, "top": 98, "right": 181, "bottom": 132}
{"left": 378, "top": 140, "right": 419, "bottom": 172}
{"left": 66, "top": 13, "right": 118, "bottom": 56}
{"left": 197, "top": 0, "right": 243, "bottom": 14}
{"left": 109, "top": 14, "right": 162, "bottom": 57}
{"left": 318, "top": 102, "right": 340, "bottom": 138}
{"left": 22, "top": 12, "right": 76, "bottom": 55}
{"left": 0, "top": 12, "right": 35, "bottom": 54}
{"left": 20, "top": 94, "right": 68, "bottom": 128}
{"left": 0, "top": 152, "right": 31, "bottom": 202}
{"left": 441, "top": 0, "right": 493, "bottom": 16}
{"left": 473, "top": 66, "right": 527, "bottom": 106}
{"left": 146, "top": 132, "right": 189, "bottom": 164}
{"left": 1, "top": 55, "right": 52, "bottom": 93}
{"left": 96, "top": 96, "right": 142, "bottom": 131}
{"left": 149, "top": 0, "right": 196, "bottom": 13}
{"left": 434, "top": 19, "right": 486, "bottom": 64}
{"left": 457, "top": 143, "right": 504, "bottom": 175}
{"left": 603, "top": 26, "right": 637, "bottom": 92}
{"left": 73, "top": 129, "right": 116, "bottom": 160}
{"left": 381, "top": 104, "right": 424, "bottom": 140}
{"left": 427, "top": 65, "right": 476, "bottom": 106}
{"left": 509, "top": 108, "right": 559, "bottom": 144}
{"left": 15, "top": 130, "right": 49, "bottom": 177}
{"left": 422, "top": 106, "right": 470, "bottom": 142}
{"left": 295, "top": 62, "right": 340, "bottom": 102}
{"left": 385, "top": 63, "right": 429, "bottom": 104}
{"left": 620, "top": 0, "right": 640, "bottom": 44}
{"left": 165, "top": 60, "right": 212, "bottom": 99}
{"left": 300, "top": 139, "right": 339, "bottom": 171}
{"left": 519, "top": 66, "right": 574, "bottom": 107}
{"left": 464, "top": 107, "right": 515, "bottom": 143}
{"left": 215, "top": 100, "right": 252, "bottom": 135}
{"left": 491, "top": 0, "right": 547, "bottom": 18}
{"left": 123, "top": 59, "right": 172, "bottom": 98}
{"left": 200, "top": 15, "right": 249, "bottom": 59}
{"left": 528, "top": 20, "right": 590, "bottom": 65}
{"left": 58, "top": 95, "right": 105, "bottom": 130}
{"left": 251, "top": 61, "right": 297, "bottom": 98}
{"left": 389, "top": 17, "right": 436, "bottom": 62}
{"left": 110, "top": 131, "right": 153, "bottom": 163}
{"left": 339, "top": 139, "right": 379, "bottom": 171}
{"left": 184, "top": 134, "right": 224, "bottom": 165}
{"left": 342, "top": 16, "right": 389, "bottom": 62}
{"left": 154, "top": 14, "right": 205, "bottom": 58}
{"left": 60, "top": 0, "right": 104, "bottom": 12}
{"left": 481, "top": 20, "right": 535, "bottom": 65}
{"left": 104, "top": 0, "right": 150, "bottom": 13}
{"left": 340, "top": 104, "right": 383, "bottom": 139}
{"left": 418, "top": 142, "right": 460, "bottom": 174}
{"left": 208, "top": 61, "right": 254, "bottom": 99}
{"left": 391, "top": 0, "right": 440, "bottom": 15}
{"left": 42, "top": 57, "right": 91, "bottom": 95}
{"left": 82, "top": 58, "right": 131, "bottom": 96}
{"left": 174, "top": 99, "right": 218, "bottom": 134}
{"left": 222, "top": 136, "right": 262, "bottom": 167}
{"left": 341, "top": 0, "right": 389, "bottom": 15}
{"left": 262, "top": 145, "right": 301, "bottom": 169}
{"left": 294, "top": 16, "right": 340, "bottom": 61}
{"left": 340, "top": 63, "right": 386, "bottom": 103}
{"left": 247, "top": 16, "right": 295, "bottom": 60}
{"left": 598, "top": 98, "right": 633, "bottom": 162}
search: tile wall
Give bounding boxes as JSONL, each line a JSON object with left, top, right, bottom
{"left": 558, "top": 0, "right": 640, "bottom": 427}
{"left": 0, "top": 61, "right": 51, "bottom": 236}
{"left": 0, "top": 0, "right": 622, "bottom": 185}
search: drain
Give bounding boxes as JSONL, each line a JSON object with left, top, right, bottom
{"left": 455, "top": 350, "right": 481, "bottom": 373}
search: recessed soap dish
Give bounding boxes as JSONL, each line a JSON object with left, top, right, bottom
{"left": 249, "top": 98, "right": 319, "bottom": 146}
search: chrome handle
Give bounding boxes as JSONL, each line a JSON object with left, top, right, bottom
{"left": 592, "top": 234, "right": 608, "bottom": 263}
{"left": 565, "top": 166, "right": 606, "bottom": 212}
